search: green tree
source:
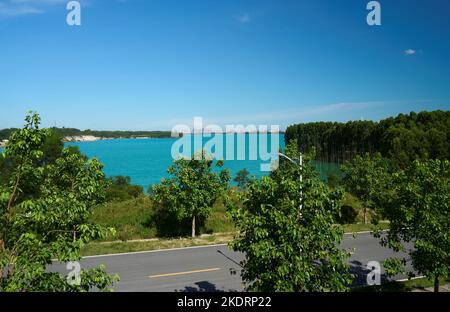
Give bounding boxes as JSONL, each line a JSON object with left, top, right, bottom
{"left": 341, "top": 153, "right": 390, "bottom": 224}
{"left": 327, "top": 171, "right": 340, "bottom": 188}
{"left": 234, "top": 168, "right": 251, "bottom": 189}
{"left": 0, "top": 112, "right": 118, "bottom": 291}
{"left": 40, "top": 129, "right": 64, "bottom": 165}
{"left": 284, "top": 110, "right": 449, "bottom": 167}
{"left": 105, "top": 176, "right": 143, "bottom": 201}
{"left": 227, "top": 141, "right": 352, "bottom": 291}
{"left": 377, "top": 159, "right": 449, "bottom": 292}
{"left": 151, "top": 152, "right": 230, "bottom": 237}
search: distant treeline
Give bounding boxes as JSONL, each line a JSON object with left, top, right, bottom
{"left": 0, "top": 128, "right": 16, "bottom": 141}
{"left": 0, "top": 127, "right": 174, "bottom": 141}
{"left": 285, "top": 110, "right": 449, "bottom": 167}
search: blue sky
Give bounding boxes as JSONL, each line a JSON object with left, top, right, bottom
{"left": 0, "top": 0, "right": 449, "bottom": 130}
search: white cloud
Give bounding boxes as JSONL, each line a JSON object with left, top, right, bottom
{"left": 0, "top": 0, "right": 70, "bottom": 17}
{"left": 0, "top": 3, "right": 42, "bottom": 16}
{"left": 192, "top": 99, "right": 437, "bottom": 128}
{"left": 235, "top": 13, "right": 250, "bottom": 24}
{"left": 404, "top": 49, "right": 416, "bottom": 55}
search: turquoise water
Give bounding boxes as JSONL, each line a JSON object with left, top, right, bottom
{"left": 314, "top": 160, "right": 342, "bottom": 182}
{"left": 1, "top": 134, "right": 341, "bottom": 190}
{"left": 66, "top": 134, "right": 285, "bottom": 191}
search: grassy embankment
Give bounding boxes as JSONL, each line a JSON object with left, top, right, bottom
{"left": 82, "top": 194, "right": 235, "bottom": 256}
{"left": 82, "top": 191, "right": 388, "bottom": 256}
{"left": 353, "top": 277, "right": 450, "bottom": 292}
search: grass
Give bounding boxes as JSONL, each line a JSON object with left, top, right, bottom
{"left": 353, "top": 277, "right": 450, "bottom": 292}
{"left": 340, "top": 193, "right": 380, "bottom": 223}
{"left": 203, "top": 197, "right": 236, "bottom": 234}
{"left": 338, "top": 192, "right": 390, "bottom": 233}
{"left": 87, "top": 190, "right": 388, "bottom": 255}
{"left": 81, "top": 232, "right": 234, "bottom": 257}
{"left": 90, "top": 196, "right": 156, "bottom": 241}
{"left": 90, "top": 194, "right": 235, "bottom": 241}
{"left": 341, "top": 222, "right": 389, "bottom": 233}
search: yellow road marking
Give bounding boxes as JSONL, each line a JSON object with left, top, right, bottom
{"left": 148, "top": 268, "right": 221, "bottom": 278}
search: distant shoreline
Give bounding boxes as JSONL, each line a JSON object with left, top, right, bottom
{"left": 63, "top": 135, "right": 173, "bottom": 143}
{"left": 1, "top": 130, "right": 286, "bottom": 146}
{"left": 64, "top": 132, "right": 284, "bottom": 143}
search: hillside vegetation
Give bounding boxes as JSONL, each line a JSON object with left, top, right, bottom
{"left": 0, "top": 127, "right": 173, "bottom": 141}
{"left": 285, "top": 110, "right": 449, "bottom": 167}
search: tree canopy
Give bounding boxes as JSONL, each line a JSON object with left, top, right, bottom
{"left": 285, "top": 110, "right": 449, "bottom": 168}
{"left": 228, "top": 141, "right": 352, "bottom": 291}
{"left": 233, "top": 168, "right": 251, "bottom": 189}
{"left": 150, "top": 152, "right": 230, "bottom": 237}
{"left": 341, "top": 153, "right": 391, "bottom": 224}
{"left": 376, "top": 159, "right": 449, "bottom": 292}
{"left": 0, "top": 112, "right": 118, "bottom": 291}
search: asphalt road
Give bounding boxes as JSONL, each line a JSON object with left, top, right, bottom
{"left": 51, "top": 232, "right": 414, "bottom": 292}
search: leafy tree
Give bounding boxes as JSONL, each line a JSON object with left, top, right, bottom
{"left": 112, "top": 176, "right": 131, "bottom": 186}
{"left": 341, "top": 153, "right": 390, "bottom": 224}
{"left": 285, "top": 110, "right": 449, "bottom": 167}
{"left": 105, "top": 176, "right": 144, "bottom": 201}
{"left": 234, "top": 168, "right": 251, "bottom": 189}
{"left": 327, "top": 171, "right": 340, "bottom": 188}
{"left": 228, "top": 141, "right": 352, "bottom": 291}
{"left": 151, "top": 152, "right": 230, "bottom": 237}
{"left": 376, "top": 159, "right": 449, "bottom": 292}
{"left": 65, "top": 145, "right": 87, "bottom": 159}
{"left": 40, "top": 129, "right": 64, "bottom": 165}
{"left": 0, "top": 112, "right": 118, "bottom": 291}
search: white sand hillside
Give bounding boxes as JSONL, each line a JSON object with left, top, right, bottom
{"left": 64, "top": 135, "right": 100, "bottom": 142}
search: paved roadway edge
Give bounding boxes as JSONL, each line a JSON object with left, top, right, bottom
{"left": 82, "top": 230, "right": 388, "bottom": 259}
{"left": 81, "top": 230, "right": 426, "bottom": 285}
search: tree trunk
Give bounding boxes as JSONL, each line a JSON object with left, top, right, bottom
{"left": 191, "top": 215, "right": 196, "bottom": 238}
{"left": 7, "top": 261, "right": 14, "bottom": 276}
{"left": 434, "top": 274, "right": 439, "bottom": 293}
{"left": 364, "top": 207, "right": 368, "bottom": 224}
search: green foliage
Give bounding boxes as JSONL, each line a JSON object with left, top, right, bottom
{"left": 0, "top": 112, "right": 118, "bottom": 291}
{"left": 0, "top": 155, "right": 13, "bottom": 186}
{"left": 353, "top": 276, "right": 450, "bottom": 292}
{"left": 338, "top": 206, "right": 358, "bottom": 224}
{"left": 0, "top": 128, "right": 85, "bottom": 193}
{"left": 90, "top": 190, "right": 236, "bottom": 241}
{"left": 227, "top": 140, "right": 352, "bottom": 291}
{"left": 377, "top": 159, "right": 449, "bottom": 291}
{"left": 40, "top": 129, "right": 64, "bottom": 165}
{"left": 341, "top": 153, "right": 391, "bottom": 224}
{"left": 338, "top": 193, "right": 376, "bottom": 224}
{"left": 285, "top": 110, "right": 449, "bottom": 167}
{"left": 150, "top": 152, "right": 230, "bottom": 237}
{"left": 383, "top": 258, "right": 405, "bottom": 277}
{"left": 327, "top": 171, "right": 340, "bottom": 188}
{"left": 233, "top": 169, "right": 251, "bottom": 189}
{"left": 203, "top": 193, "right": 237, "bottom": 234}
{"left": 90, "top": 196, "right": 155, "bottom": 241}
{"left": 0, "top": 128, "right": 17, "bottom": 141}
{"left": 105, "top": 176, "right": 144, "bottom": 202}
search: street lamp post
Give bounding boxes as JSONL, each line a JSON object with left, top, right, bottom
{"left": 278, "top": 151, "right": 303, "bottom": 211}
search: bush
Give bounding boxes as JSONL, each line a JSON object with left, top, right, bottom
{"left": 338, "top": 205, "right": 358, "bottom": 224}
{"left": 105, "top": 176, "right": 144, "bottom": 202}
{"left": 327, "top": 171, "right": 340, "bottom": 188}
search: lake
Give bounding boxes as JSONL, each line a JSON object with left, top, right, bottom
{"left": 1, "top": 134, "right": 341, "bottom": 190}
{"left": 66, "top": 134, "right": 284, "bottom": 190}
